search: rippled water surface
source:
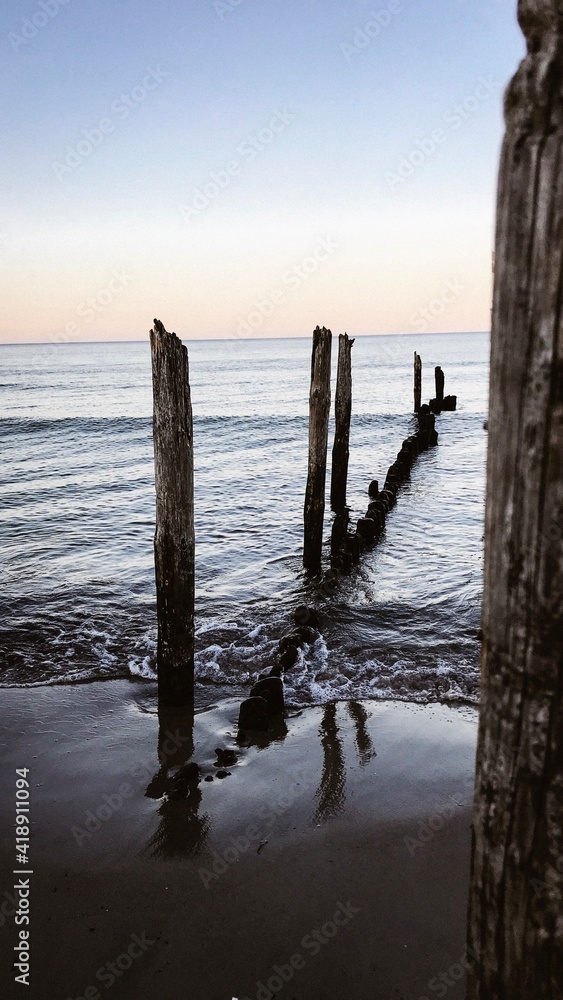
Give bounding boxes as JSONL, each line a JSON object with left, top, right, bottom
{"left": 0, "top": 332, "right": 489, "bottom": 707}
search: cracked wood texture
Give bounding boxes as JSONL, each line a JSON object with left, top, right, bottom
{"left": 303, "top": 326, "right": 332, "bottom": 570}
{"left": 466, "top": 2, "right": 563, "bottom": 996}
{"left": 150, "top": 319, "right": 195, "bottom": 707}
{"left": 330, "top": 333, "right": 354, "bottom": 511}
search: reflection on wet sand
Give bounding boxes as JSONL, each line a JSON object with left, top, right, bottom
{"left": 146, "top": 707, "right": 210, "bottom": 857}
{"left": 144, "top": 699, "right": 377, "bottom": 851}
{"left": 313, "top": 701, "right": 378, "bottom": 823}
{"left": 347, "top": 701, "right": 377, "bottom": 766}
{"left": 145, "top": 704, "right": 290, "bottom": 857}
{"left": 314, "top": 702, "right": 346, "bottom": 822}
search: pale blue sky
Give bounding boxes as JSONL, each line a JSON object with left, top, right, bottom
{"left": 0, "top": 0, "right": 524, "bottom": 342}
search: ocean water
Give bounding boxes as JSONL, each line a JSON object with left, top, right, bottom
{"left": 0, "top": 332, "right": 489, "bottom": 709}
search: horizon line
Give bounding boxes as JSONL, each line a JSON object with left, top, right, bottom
{"left": 0, "top": 330, "right": 490, "bottom": 347}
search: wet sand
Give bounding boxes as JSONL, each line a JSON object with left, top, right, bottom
{"left": 0, "top": 681, "right": 477, "bottom": 1000}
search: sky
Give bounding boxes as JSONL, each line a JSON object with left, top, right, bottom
{"left": 0, "top": 0, "right": 525, "bottom": 344}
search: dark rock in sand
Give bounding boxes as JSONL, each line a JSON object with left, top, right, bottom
{"left": 238, "top": 696, "right": 270, "bottom": 732}
{"left": 174, "top": 761, "right": 200, "bottom": 783}
{"left": 295, "top": 605, "right": 320, "bottom": 629}
{"left": 204, "top": 774, "right": 214, "bottom": 782}
{"left": 215, "top": 748, "right": 238, "bottom": 766}
{"left": 250, "top": 677, "right": 285, "bottom": 715}
{"left": 216, "top": 770, "right": 231, "bottom": 779}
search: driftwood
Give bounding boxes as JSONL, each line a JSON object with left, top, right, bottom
{"left": 330, "top": 333, "right": 354, "bottom": 511}
{"left": 466, "top": 2, "right": 563, "bottom": 994}
{"left": 303, "top": 327, "right": 332, "bottom": 571}
{"left": 150, "top": 319, "right": 195, "bottom": 707}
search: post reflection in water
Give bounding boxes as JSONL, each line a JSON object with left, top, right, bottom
{"left": 145, "top": 706, "right": 210, "bottom": 858}
{"left": 347, "top": 701, "right": 377, "bottom": 766}
{"left": 314, "top": 702, "right": 346, "bottom": 823}
{"left": 313, "top": 700, "right": 377, "bottom": 824}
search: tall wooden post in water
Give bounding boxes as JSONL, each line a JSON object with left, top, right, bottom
{"left": 303, "top": 326, "right": 332, "bottom": 571}
{"left": 413, "top": 352, "right": 422, "bottom": 413}
{"left": 150, "top": 319, "right": 195, "bottom": 707}
{"left": 467, "top": 2, "right": 563, "bottom": 993}
{"left": 434, "top": 365, "right": 444, "bottom": 406}
{"left": 330, "top": 333, "right": 354, "bottom": 511}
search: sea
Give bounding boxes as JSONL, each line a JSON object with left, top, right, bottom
{"left": 0, "top": 332, "right": 489, "bottom": 710}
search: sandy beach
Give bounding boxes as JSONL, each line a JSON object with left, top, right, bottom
{"left": 0, "top": 681, "right": 477, "bottom": 999}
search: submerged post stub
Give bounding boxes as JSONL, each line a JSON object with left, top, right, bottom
{"left": 303, "top": 326, "right": 332, "bottom": 571}
{"left": 330, "top": 332, "right": 354, "bottom": 511}
{"left": 150, "top": 318, "right": 195, "bottom": 707}
{"left": 414, "top": 352, "right": 422, "bottom": 413}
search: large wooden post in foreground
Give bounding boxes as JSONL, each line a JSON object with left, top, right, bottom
{"left": 466, "top": 3, "right": 563, "bottom": 995}
{"left": 150, "top": 318, "right": 195, "bottom": 707}
{"left": 303, "top": 326, "right": 332, "bottom": 571}
{"left": 413, "top": 352, "right": 422, "bottom": 413}
{"left": 330, "top": 332, "right": 354, "bottom": 511}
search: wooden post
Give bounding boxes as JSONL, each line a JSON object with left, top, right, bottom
{"left": 413, "top": 352, "right": 422, "bottom": 413}
{"left": 303, "top": 326, "right": 332, "bottom": 571}
{"left": 150, "top": 318, "right": 195, "bottom": 707}
{"left": 434, "top": 365, "right": 444, "bottom": 404}
{"left": 466, "top": 2, "right": 563, "bottom": 994}
{"left": 330, "top": 332, "right": 354, "bottom": 511}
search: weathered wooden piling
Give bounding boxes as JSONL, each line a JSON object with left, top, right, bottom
{"left": 303, "top": 326, "right": 332, "bottom": 571}
{"left": 467, "top": 1, "right": 563, "bottom": 990}
{"left": 435, "top": 366, "right": 444, "bottom": 405}
{"left": 330, "top": 509, "right": 349, "bottom": 555}
{"left": 417, "top": 403, "right": 438, "bottom": 448}
{"left": 430, "top": 366, "right": 456, "bottom": 414}
{"left": 330, "top": 333, "right": 354, "bottom": 511}
{"left": 150, "top": 318, "right": 195, "bottom": 707}
{"left": 413, "top": 352, "right": 422, "bottom": 413}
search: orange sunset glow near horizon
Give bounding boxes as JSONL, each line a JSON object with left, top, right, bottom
{"left": 1, "top": 1, "right": 523, "bottom": 346}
